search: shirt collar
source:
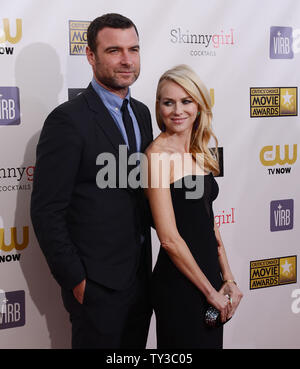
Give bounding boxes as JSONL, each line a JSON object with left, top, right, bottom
{"left": 91, "top": 77, "right": 131, "bottom": 113}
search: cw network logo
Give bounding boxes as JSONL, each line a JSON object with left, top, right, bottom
{"left": 270, "top": 26, "right": 300, "bottom": 59}
{"left": 0, "top": 226, "right": 29, "bottom": 253}
{"left": 0, "top": 19, "right": 22, "bottom": 55}
{"left": 260, "top": 144, "right": 297, "bottom": 175}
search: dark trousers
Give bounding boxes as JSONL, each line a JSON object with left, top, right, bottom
{"left": 61, "top": 269, "right": 152, "bottom": 349}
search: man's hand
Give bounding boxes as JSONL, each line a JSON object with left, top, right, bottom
{"left": 73, "top": 279, "right": 86, "bottom": 304}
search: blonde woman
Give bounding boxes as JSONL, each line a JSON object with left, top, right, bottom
{"left": 145, "top": 65, "right": 242, "bottom": 348}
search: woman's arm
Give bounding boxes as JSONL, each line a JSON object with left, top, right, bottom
{"left": 214, "top": 220, "right": 243, "bottom": 318}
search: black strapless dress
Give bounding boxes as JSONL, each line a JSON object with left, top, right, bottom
{"left": 151, "top": 173, "right": 223, "bottom": 349}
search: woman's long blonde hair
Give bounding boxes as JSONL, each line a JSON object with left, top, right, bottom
{"left": 156, "top": 64, "right": 219, "bottom": 175}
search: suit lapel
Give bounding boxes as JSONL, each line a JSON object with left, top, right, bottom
{"left": 83, "top": 84, "right": 138, "bottom": 193}
{"left": 84, "top": 84, "right": 149, "bottom": 155}
{"left": 83, "top": 84, "right": 126, "bottom": 154}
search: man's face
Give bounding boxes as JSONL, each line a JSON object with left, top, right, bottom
{"left": 86, "top": 26, "right": 140, "bottom": 97}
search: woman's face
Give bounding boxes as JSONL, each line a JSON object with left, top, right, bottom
{"left": 158, "top": 80, "right": 198, "bottom": 135}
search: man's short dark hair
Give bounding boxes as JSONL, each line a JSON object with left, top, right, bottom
{"left": 87, "top": 13, "right": 139, "bottom": 52}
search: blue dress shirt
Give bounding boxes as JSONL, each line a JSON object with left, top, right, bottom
{"left": 91, "top": 78, "right": 141, "bottom": 152}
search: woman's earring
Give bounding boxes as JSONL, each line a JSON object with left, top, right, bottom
{"left": 161, "top": 123, "right": 166, "bottom": 132}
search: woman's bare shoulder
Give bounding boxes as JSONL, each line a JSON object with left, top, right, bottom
{"left": 145, "top": 135, "right": 176, "bottom": 156}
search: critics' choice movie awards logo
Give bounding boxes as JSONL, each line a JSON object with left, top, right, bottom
{"left": 0, "top": 87, "right": 20, "bottom": 125}
{"left": 0, "top": 18, "right": 22, "bottom": 55}
{"left": 270, "top": 26, "right": 300, "bottom": 59}
{"left": 250, "top": 256, "right": 297, "bottom": 290}
{"left": 250, "top": 87, "right": 297, "bottom": 117}
{"left": 170, "top": 27, "right": 235, "bottom": 57}
{"left": 69, "top": 20, "right": 90, "bottom": 55}
{"left": 0, "top": 289, "right": 25, "bottom": 330}
{"left": 270, "top": 199, "right": 294, "bottom": 232}
{"left": 260, "top": 144, "right": 297, "bottom": 175}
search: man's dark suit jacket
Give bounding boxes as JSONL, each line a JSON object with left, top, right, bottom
{"left": 31, "top": 84, "right": 153, "bottom": 291}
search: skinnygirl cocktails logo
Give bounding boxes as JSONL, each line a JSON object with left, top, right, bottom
{"left": 0, "top": 165, "right": 35, "bottom": 192}
{"left": 170, "top": 27, "right": 235, "bottom": 57}
{"left": 215, "top": 208, "right": 235, "bottom": 228}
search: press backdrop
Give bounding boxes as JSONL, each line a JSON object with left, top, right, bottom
{"left": 0, "top": 0, "right": 299, "bottom": 348}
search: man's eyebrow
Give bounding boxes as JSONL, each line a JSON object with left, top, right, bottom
{"left": 104, "top": 46, "right": 121, "bottom": 51}
{"left": 104, "top": 44, "right": 140, "bottom": 51}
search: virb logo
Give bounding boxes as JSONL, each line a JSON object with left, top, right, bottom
{"left": 270, "top": 26, "right": 293, "bottom": 59}
{"left": 0, "top": 87, "right": 20, "bottom": 125}
{"left": 270, "top": 26, "right": 300, "bottom": 59}
{"left": 0, "top": 289, "right": 25, "bottom": 330}
{"left": 270, "top": 199, "right": 294, "bottom": 232}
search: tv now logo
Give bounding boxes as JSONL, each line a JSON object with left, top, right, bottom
{"left": 0, "top": 226, "right": 29, "bottom": 251}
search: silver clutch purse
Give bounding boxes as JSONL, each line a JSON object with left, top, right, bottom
{"left": 204, "top": 294, "right": 232, "bottom": 328}
{"left": 204, "top": 305, "right": 222, "bottom": 327}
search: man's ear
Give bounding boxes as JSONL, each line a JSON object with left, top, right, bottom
{"left": 86, "top": 46, "right": 96, "bottom": 66}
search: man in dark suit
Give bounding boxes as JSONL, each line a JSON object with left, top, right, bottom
{"left": 31, "top": 13, "right": 153, "bottom": 349}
